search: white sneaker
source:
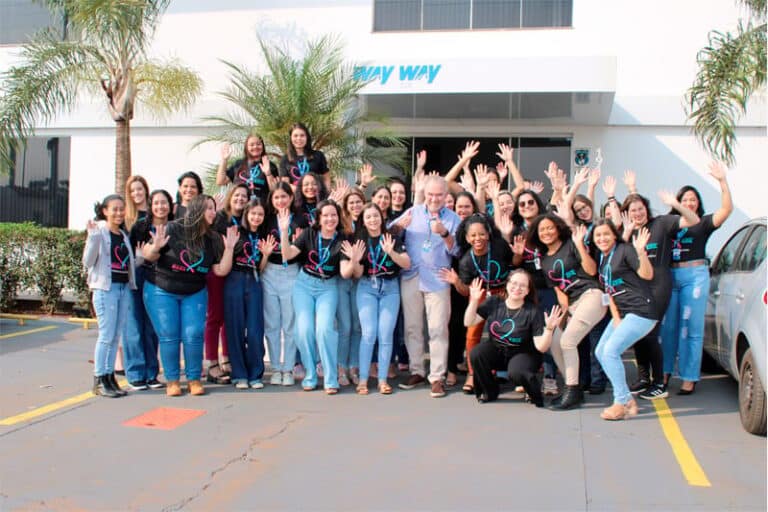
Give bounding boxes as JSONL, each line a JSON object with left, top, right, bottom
{"left": 270, "top": 372, "right": 283, "bottom": 385}
{"left": 234, "top": 380, "right": 249, "bottom": 390}
{"left": 282, "top": 372, "right": 295, "bottom": 386}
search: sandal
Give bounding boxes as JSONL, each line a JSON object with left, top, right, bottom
{"left": 356, "top": 383, "right": 369, "bottom": 395}
{"left": 206, "top": 363, "right": 231, "bottom": 384}
{"left": 326, "top": 387, "right": 339, "bottom": 395}
{"left": 220, "top": 358, "right": 232, "bottom": 374}
{"left": 378, "top": 382, "right": 393, "bottom": 395}
{"left": 445, "top": 371, "right": 458, "bottom": 387}
{"left": 462, "top": 375, "right": 474, "bottom": 394}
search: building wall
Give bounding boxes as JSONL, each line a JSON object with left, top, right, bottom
{"left": 1, "top": 0, "right": 765, "bottom": 251}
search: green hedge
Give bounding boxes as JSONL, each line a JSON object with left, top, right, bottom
{"left": 0, "top": 223, "right": 89, "bottom": 314}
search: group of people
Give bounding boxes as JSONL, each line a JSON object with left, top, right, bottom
{"left": 83, "top": 125, "right": 733, "bottom": 421}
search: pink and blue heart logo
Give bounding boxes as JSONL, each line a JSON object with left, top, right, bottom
{"left": 547, "top": 259, "right": 571, "bottom": 290}
{"left": 179, "top": 249, "right": 205, "bottom": 273}
{"left": 489, "top": 318, "right": 516, "bottom": 342}
{"left": 112, "top": 243, "right": 129, "bottom": 269}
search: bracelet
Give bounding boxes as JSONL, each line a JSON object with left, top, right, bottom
{"left": 440, "top": 230, "right": 450, "bottom": 238}
{"left": 607, "top": 196, "right": 616, "bottom": 202}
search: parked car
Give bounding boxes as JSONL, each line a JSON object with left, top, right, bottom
{"left": 704, "top": 217, "right": 767, "bottom": 436}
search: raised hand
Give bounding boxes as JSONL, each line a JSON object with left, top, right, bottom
{"left": 359, "top": 163, "right": 375, "bottom": 187}
{"left": 277, "top": 208, "right": 291, "bottom": 232}
{"left": 632, "top": 227, "right": 650, "bottom": 253}
{"left": 340, "top": 240, "right": 355, "bottom": 258}
{"left": 413, "top": 169, "right": 427, "bottom": 195}
{"left": 261, "top": 154, "right": 271, "bottom": 170}
{"left": 486, "top": 180, "right": 501, "bottom": 201}
{"left": 259, "top": 234, "right": 277, "bottom": 257}
{"left": 459, "top": 168, "right": 476, "bottom": 194}
{"left": 381, "top": 233, "right": 396, "bottom": 255}
{"left": 86, "top": 219, "right": 98, "bottom": 232}
{"left": 220, "top": 142, "right": 232, "bottom": 161}
{"left": 468, "top": 277, "right": 485, "bottom": 302}
{"left": 588, "top": 168, "right": 601, "bottom": 189}
{"left": 544, "top": 304, "right": 565, "bottom": 331}
{"left": 329, "top": 177, "right": 350, "bottom": 203}
{"left": 708, "top": 161, "right": 728, "bottom": 182}
{"left": 512, "top": 234, "right": 526, "bottom": 256}
{"left": 657, "top": 189, "right": 676, "bottom": 207}
{"left": 438, "top": 267, "right": 459, "bottom": 286}
{"left": 461, "top": 140, "right": 480, "bottom": 162}
{"left": 495, "top": 143, "right": 514, "bottom": 163}
{"left": 474, "top": 164, "right": 490, "bottom": 190}
{"left": 351, "top": 239, "right": 366, "bottom": 261}
{"left": 572, "top": 224, "right": 587, "bottom": 246}
{"left": 495, "top": 161, "right": 508, "bottom": 183}
{"left": 213, "top": 192, "right": 225, "bottom": 210}
{"left": 602, "top": 175, "right": 617, "bottom": 197}
{"left": 416, "top": 150, "right": 427, "bottom": 171}
{"left": 623, "top": 170, "right": 637, "bottom": 192}
{"left": 530, "top": 180, "right": 545, "bottom": 195}
{"left": 395, "top": 209, "right": 413, "bottom": 229}
{"left": 223, "top": 225, "right": 239, "bottom": 250}
{"left": 497, "top": 215, "right": 514, "bottom": 240}
{"left": 573, "top": 167, "right": 590, "bottom": 187}
{"left": 148, "top": 224, "right": 169, "bottom": 251}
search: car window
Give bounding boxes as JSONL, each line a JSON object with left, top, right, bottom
{"left": 712, "top": 226, "right": 751, "bottom": 274}
{"left": 736, "top": 225, "right": 766, "bottom": 272}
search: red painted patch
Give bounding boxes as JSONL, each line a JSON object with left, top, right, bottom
{"left": 123, "top": 407, "right": 206, "bottom": 430}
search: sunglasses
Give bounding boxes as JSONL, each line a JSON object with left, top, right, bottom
{"left": 518, "top": 199, "right": 536, "bottom": 208}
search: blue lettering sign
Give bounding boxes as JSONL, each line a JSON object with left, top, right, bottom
{"left": 354, "top": 64, "right": 441, "bottom": 85}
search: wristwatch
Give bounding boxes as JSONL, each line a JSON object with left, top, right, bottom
{"left": 440, "top": 230, "right": 450, "bottom": 238}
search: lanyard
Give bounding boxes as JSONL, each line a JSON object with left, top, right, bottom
{"left": 423, "top": 206, "right": 446, "bottom": 250}
{"left": 470, "top": 248, "right": 491, "bottom": 289}
{"left": 599, "top": 245, "right": 616, "bottom": 293}
{"left": 315, "top": 231, "right": 336, "bottom": 272}
{"left": 367, "top": 236, "right": 389, "bottom": 275}
{"left": 298, "top": 157, "right": 309, "bottom": 177}
{"left": 280, "top": 213, "right": 293, "bottom": 267}
{"left": 247, "top": 233, "right": 260, "bottom": 266}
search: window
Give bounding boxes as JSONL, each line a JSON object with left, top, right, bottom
{"left": 0, "top": 0, "right": 66, "bottom": 45}
{"left": 373, "top": 0, "right": 572, "bottom": 31}
{"left": 712, "top": 227, "right": 751, "bottom": 275}
{"left": 736, "top": 225, "right": 766, "bottom": 272}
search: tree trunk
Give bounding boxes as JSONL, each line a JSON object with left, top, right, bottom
{"left": 115, "top": 118, "right": 132, "bottom": 196}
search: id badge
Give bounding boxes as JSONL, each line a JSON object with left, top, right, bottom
{"left": 672, "top": 248, "right": 681, "bottom": 261}
{"left": 601, "top": 293, "right": 611, "bottom": 306}
{"left": 534, "top": 257, "right": 541, "bottom": 270}
{"left": 422, "top": 239, "right": 432, "bottom": 252}
{"left": 371, "top": 276, "right": 378, "bottom": 288}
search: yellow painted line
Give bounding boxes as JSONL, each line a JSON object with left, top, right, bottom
{"left": 653, "top": 398, "right": 711, "bottom": 487}
{"left": 0, "top": 379, "right": 128, "bottom": 426}
{"left": 0, "top": 325, "right": 57, "bottom": 340}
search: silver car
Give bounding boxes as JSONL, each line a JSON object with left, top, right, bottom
{"left": 704, "top": 217, "right": 767, "bottom": 436}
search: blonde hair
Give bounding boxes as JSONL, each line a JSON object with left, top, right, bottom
{"left": 124, "top": 175, "right": 149, "bottom": 230}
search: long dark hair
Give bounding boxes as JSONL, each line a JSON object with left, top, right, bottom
{"left": 589, "top": 218, "right": 624, "bottom": 252}
{"left": 672, "top": 186, "right": 704, "bottom": 217}
{"left": 94, "top": 194, "right": 124, "bottom": 222}
{"left": 311, "top": 200, "right": 343, "bottom": 234}
{"left": 455, "top": 190, "right": 479, "bottom": 215}
{"left": 511, "top": 189, "right": 546, "bottom": 228}
{"left": 621, "top": 193, "right": 653, "bottom": 224}
{"left": 176, "top": 171, "right": 203, "bottom": 205}
{"left": 242, "top": 199, "right": 266, "bottom": 233}
{"left": 287, "top": 122, "right": 315, "bottom": 162}
{"left": 222, "top": 183, "right": 250, "bottom": 218}
{"left": 359, "top": 203, "right": 393, "bottom": 239}
{"left": 146, "top": 189, "right": 175, "bottom": 225}
{"left": 236, "top": 134, "right": 267, "bottom": 174}
{"left": 267, "top": 181, "right": 296, "bottom": 216}
{"left": 341, "top": 187, "right": 366, "bottom": 235}
{"left": 387, "top": 177, "right": 411, "bottom": 212}
{"left": 294, "top": 172, "right": 329, "bottom": 209}
{"left": 179, "top": 194, "right": 218, "bottom": 253}
{"left": 527, "top": 213, "right": 572, "bottom": 253}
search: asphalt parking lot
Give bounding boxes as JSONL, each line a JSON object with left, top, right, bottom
{"left": 1, "top": 317, "right": 765, "bottom": 511}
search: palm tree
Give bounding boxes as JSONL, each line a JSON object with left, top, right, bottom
{"left": 0, "top": 0, "right": 202, "bottom": 196}
{"left": 687, "top": 0, "right": 766, "bottom": 165}
{"left": 198, "top": 34, "right": 406, "bottom": 185}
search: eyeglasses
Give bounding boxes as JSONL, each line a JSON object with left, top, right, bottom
{"left": 518, "top": 199, "right": 536, "bottom": 208}
{"left": 574, "top": 205, "right": 590, "bottom": 215}
{"left": 508, "top": 282, "right": 529, "bottom": 290}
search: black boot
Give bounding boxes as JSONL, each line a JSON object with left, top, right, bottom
{"left": 108, "top": 373, "right": 128, "bottom": 396}
{"left": 94, "top": 375, "right": 119, "bottom": 398}
{"left": 549, "top": 384, "right": 583, "bottom": 410}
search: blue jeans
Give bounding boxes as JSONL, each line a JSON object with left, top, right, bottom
{"left": 92, "top": 283, "right": 131, "bottom": 376}
{"left": 661, "top": 265, "right": 710, "bottom": 382}
{"left": 224, "top": 270, "right": 265, "bottom": 383}
{"left": 122, "top": 266, "right": 159, "bottom": 383}
{"left": 357, "top": 277, "right": 400, "bottom": 381}
{"left": 293, "top": 272, "right": 339, "bottom": 389}
{"left": 337, "top": 278, "right": 361, "bottom": 370}
{"left": 595, "top": 314, "right": 658, "bottom": 404}
{"left": 143, "top": 282, "right": 207, "bottom": 382}
{"left": 262, "top": 262, "right": 298, "bottom": 373}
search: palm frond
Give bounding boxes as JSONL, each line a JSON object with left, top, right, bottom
{"left": 133, "top": 59, "right": 203, "bottom": 119}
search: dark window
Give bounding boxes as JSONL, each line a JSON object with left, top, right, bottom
{"left": 0, "top": 0, "right": 65, "bottom": 44}
{"left": 423, "top": 0, "right": 470, "bottom": 30}
{"left": 473, "top": 0, "right": 521, "bottom": 29}
{"left": 0, "top": 137, "right": 70, "bottom": 227}
{"left": 522, "top": 0, "right": 572, "bottom": 27}
{"left": 373, "top": 0, "right": 421, "bottom": 31}
{"left": 712, "top": 227, "right": 751, "bottom": 275}
{"left": 373, "top": 0, "right": 572, "bottom": 31}
{"left": 736, "top": 225, "right": 766, "bottom": 272}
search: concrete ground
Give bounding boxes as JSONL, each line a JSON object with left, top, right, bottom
{"left": 0, "top": 317, "right": 765, "bottom": 511}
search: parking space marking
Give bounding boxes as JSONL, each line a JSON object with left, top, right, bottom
{"left": 653, "top": 398, "right": 711, "bottom": 487}
{"left": 0, "top": 390, "right": 95, "bottom": 426}
{"left": 0, "top": 325, "right": 57, "bottom": 340}
{"left": 123, "top": 407, "right": 207, "bottom": 430}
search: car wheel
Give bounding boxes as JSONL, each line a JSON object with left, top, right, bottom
{"left": 739, "top": 348, "right": 767, "bottom": 436}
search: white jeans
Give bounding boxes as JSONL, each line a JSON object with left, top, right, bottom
{"left": 400, "top": 275, "right": 451, "bottom": 384}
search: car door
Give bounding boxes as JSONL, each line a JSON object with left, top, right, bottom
{"left": 708, "top": 226, "right": 752, "bottom": 371}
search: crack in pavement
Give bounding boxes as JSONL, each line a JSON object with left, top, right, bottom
{"left": 161, "top": 415, "right": 303, "bottom": 512}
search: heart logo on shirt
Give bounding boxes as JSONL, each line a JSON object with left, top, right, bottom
{"left": 113, "top": 243, "right": 129, "bottom": 269}
{"left": 179, "top": 249, "right": 205, "bottom": 273}
{"left": 489, "top": 319, "right": 516, "bottom": 341}
{"left": 547, "top": 259, "right": 569, "bottom": 289}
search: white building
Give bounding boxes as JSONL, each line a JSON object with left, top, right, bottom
{"left": 1, "top": 0, "right": 765, "bottom": 251}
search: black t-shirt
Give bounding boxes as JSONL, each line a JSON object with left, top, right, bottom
{"left": 512, "top": 223, "right": 546, "bottom": 289}
{"left": 298, "top": 201, "right": 318, "bottom": 226}
{"left": 212, "top": 210, "right": 241, "bottom": 234}
{"left": 279, "top": 151, "right": 329, "bottom": 185}
{"left": 540, "top": 238, "right": 599, "bottom": 302}
{"left": 458, "top": 237, "right": 513, "bottom": 291}
{"left": 344, "top": 232, "right": 407, "bottom": 280}
{"left": 110, "top": 231, "right": 130, "bottom": 283}
{"left": 477, "top": 297, "right": 544, "bottom": 353}
{"left": 633, "top": 214, "right": 680, "bottom": 269}
{"left": 671, "top": 213, "right": 717, "bottom": 263}
{"left": 129, "top": 218, "right": 159, "bottom": 277}
{"left": 263, "top": 213, "right": 309, "bottom": 265}
{"left": 149, "top": 221, "right": 224, "bottom": 295}
{"left": 175, "top": 204, "right": 188, "bottom": 220}
{"left": 226, "top": 158, "right": 278, "bottom": 203}
{"left": 137, "top": 210, "right": 148, "bottom": 223}
{"left": 598, "top": 243, "right": 656, "bottom": 319}
{"left": 233, "top": 228, "right": 265, "bottom": 273}
{"left": 293, "top": 227, "right": 345, "bottom": 279}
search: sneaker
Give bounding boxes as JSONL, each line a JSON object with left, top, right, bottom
{"left": 250, "top": 380, "right": 264, "bottom": 389}
{"left": 639, "top": 383, "right": 668, "bottom": 400}
{"left": 188, "top": 380, "right": 205, "bottom": 396}
{"left": 430, "top": 380, "right": 446, "bottom": 398}
{"left": 270, "top": 372, "right": 283, "bottom": 385}
{"left": 166, "top": 381, "right": 182, "bottom": 397}
{"left": 293, "top": 364, "right": 305, "bottom": 380}
{"left": 234, "top": 380, "right": 249, "bottom": 390}
{"left": 282, "top": 372, "right": 295, "bottom": 386}
{"left": 128, "top": 380, "right": 148, "bottom": 391}
{"left": 542, "top": 377, "right": 559, "bottom": 396}
{"left": 398, "top": 374, "right": 426, "bottom": 390}
{"left": 629, "top": 379, "right": 651, "bottom": 394}
{"left": 146, "top": 378, "right": 165, "bottom": 389}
